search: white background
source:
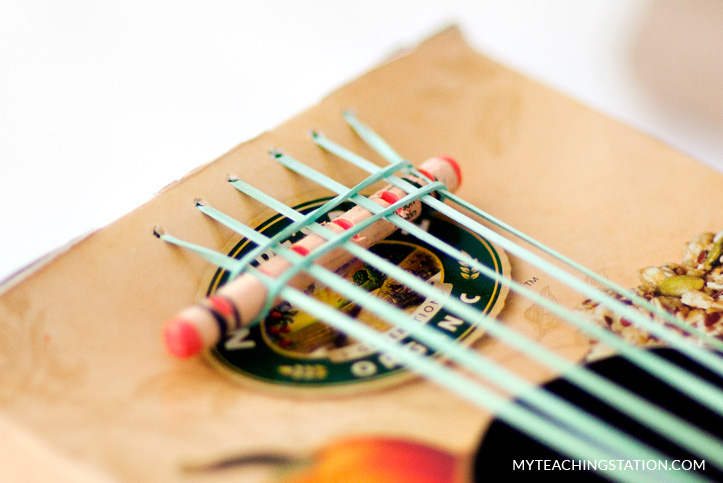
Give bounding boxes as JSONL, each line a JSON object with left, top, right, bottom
{"left": 2, "top": 0, "right": 722, "bottom": 280}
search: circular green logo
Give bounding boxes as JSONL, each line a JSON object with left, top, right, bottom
{"left": 203, "top": 198, "right": 509, "bottom": 395}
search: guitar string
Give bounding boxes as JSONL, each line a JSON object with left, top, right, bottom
{"left": 159, "top": 204, "right": 716, "bottom": 483}
{"left": 198, "top": 206, "right": 671, "bottom": 461}
{"left": 272, "top": 150, "right": 723, "bottom": 419}
{"left": 278, "top": 289, "right": 678, "bottom": 483}
{"left": 340, "top": 110, "right": 723, "bottom": 354}
{"left": 194, "top": 185, "right": 723, "bottom": 472}
{"left": 159, "top": 231, "right": 698, "bottom": 483}
{"left": 159, "top": 178, "right": 723, "bottom": 475}
{"left": 158, "top": 191, "right": 720, "bottom": 482}
{"left": 222, "top": 179, "right": 723, "bottom": 469}
{"left": 155, "top": 115, "right": 723, "bottom": 481}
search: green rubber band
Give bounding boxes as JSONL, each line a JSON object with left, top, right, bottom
{"left": 161, "top": 174, "right": 723, "bottom": 471}
{"left": 154, "top": 113, "right": 723, "bottom": 474}
{"left": 281, "top": 286, "right": 699, "bottom": 483}
{"left": 341, "top": 110, "right": 723, "bottom": 353}
{"left": 315, "top": 120, "right": 723, "bottom": 403}
{"left": 297, "top": 266, "right": 703, "bottom": 477}
{"left": 444, "top": 188, "right": 723, "bottom": 355}
{"left": 231, "top": 167, "right": 443, "bottom": 322}
{"left": 160, "top": 209, "right": 723, "bottom": 470}
{"left": 282, "top": 148, "right": 723, "bottom": 419}
{"left": 264, "top": 176, "right": 723, "bottom": 469}
{"left": 223, "top": 168, "right": 723, "bottom": 469}
{"left": 157, "top": 233, "right": 240, "bottom": 272}
{"left": 219, "top": 160, "right": 412, "bottom": 280}
{"left": 248, "top": 252, "right": 688, "bottom": 481}
{"left": 342, "top": 110, "right": 406, "bottom": 165}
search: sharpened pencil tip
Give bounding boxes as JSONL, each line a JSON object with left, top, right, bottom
{"left": 227, "top": 174, "right": 240, "bottom": 182}
{"left": 193, "top": 198, "right": 207, "bottom": 207}
{"left": 310, "top": 130, "right": 319, "bottom": 138}
{"left": 269, "top": 149, "right": 283, "bottom": 159}
{"left": 152, "top": 225, "right": 164, "bottom": 238}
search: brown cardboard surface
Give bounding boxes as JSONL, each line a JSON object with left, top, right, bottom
{"left": 1, "top": 26, "right": 723, "bottom": 482}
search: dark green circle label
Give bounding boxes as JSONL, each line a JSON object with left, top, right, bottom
{"left": 203, "top": 198, "right": 509, "bottom": 395}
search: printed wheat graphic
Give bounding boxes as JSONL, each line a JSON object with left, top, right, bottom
{"left": 459, "top": 251, "right": 480, "bottom": 279}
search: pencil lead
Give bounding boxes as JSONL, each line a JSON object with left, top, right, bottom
{"left": 193, "top": 198, "right": 207, "bottom": 207}
{"left": 227, "top": 174, "right": 240, "bottom": 182}
{"left": 152, "top": 225, "right": 165, "bottom": 238}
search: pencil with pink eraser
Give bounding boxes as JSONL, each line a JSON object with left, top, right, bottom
{"left": 163, "top": 155, "right": 462, "bottom": 358}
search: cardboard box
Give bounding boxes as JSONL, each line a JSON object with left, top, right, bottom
{"left": 1, "top": 26, "right": 722, "bottom": 482}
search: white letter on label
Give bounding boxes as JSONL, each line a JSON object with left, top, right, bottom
{"left": 438, "top": 315, "right": 463, "bottom": 332}
{"left": 378, "top": 354, "right": 400, "bottom": 369}
{"left": 224, "top": 328, "right": 256, "bottom": 351}
{"left": 460, "top": 293, "right": 481, "bottom": 304}
{"left": 351, "top": 361, "right": 378, "bottom": 378}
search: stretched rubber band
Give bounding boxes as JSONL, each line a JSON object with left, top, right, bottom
{"left": 155, "top": 113, "right": 723, "bottom": 480}
{"left": 339, "top": 110, "right": 723, "bottom": 354}
{"left": 279, "top": 147, "right": 723, "bottom": 419}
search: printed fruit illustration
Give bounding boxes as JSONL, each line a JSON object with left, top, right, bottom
{"left": 183, "top": 436, "right": 463, "bottom": 482}
{"left": 277, "top": 437, "right": 459, "bottom": 483}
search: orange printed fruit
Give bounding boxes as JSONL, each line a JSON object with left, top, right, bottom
{"left": 278, "top": 437, "right": 459, "bottom": 483}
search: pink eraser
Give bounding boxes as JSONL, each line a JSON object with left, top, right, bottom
{"left": 416, "top": 168, "right": 436, "bottom": 182}
{"left": 164, "top": 317, "right": 203, "bottom": 358}
{"left": 437, "top": 155, "right": 462, "bottom": 188}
